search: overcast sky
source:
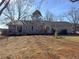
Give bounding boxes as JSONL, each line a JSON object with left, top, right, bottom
{"left": 0, "top": 0, "right": 79, "bottom": 28}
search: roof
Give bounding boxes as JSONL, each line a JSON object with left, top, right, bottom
{"left": 0, "top": 25, "right": 8, "bottom": 29}
{"left": 32, "top": 10, "right": 42, "bottom": 17}
{"left": 7, "top": 20, "right": 24, "bottom": 26}
{"left": 7, "top": 20, "right": 72, "bottom": 26}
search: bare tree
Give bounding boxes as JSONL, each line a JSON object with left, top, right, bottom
{"left": 3, "top": 2, "right": 15, "bottom": 21}
{"left": 38, "top": 0, "right": 45, "bottom": 9}
{"left": 3, "top": 0, "right": 34, "bottom": 21}
{"left": 0, "top": 0, "right": 10, "bottom": 15}
{"left": 45, "top": 10, "right": 54, "bottom": 21}
{"left": 45, "top": 10, "right": 58, "bottom": 37}
{"left": 16, "top": 0, "right": 35, "bottom": 20}
{"left": 65, "top": 8, "right": 79, "bottom": 33}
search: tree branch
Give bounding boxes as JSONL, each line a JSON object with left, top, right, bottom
{"left": 0, "top": 0, "right": 5, "bottom": 6}
{"left": 0, "top": 0, "right": 10, "bottom": 15}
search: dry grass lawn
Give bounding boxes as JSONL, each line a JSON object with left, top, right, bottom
{"left": 0, "top": 35, "right": 79, "bottom": 59}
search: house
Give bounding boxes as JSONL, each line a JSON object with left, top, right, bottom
{"left": 0, "top": 29, "right": 1, "bottom": 35}
{"left": 2, "top": 10, "right": 79, "bottom": 35}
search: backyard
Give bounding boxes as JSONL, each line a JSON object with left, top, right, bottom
{"left": 0, "top": 35, "right": 79, "bottom": 59}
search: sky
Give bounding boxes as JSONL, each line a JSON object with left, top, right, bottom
{"left": 40, "top": 0, "right": 79, "bottom": 16}
{"left": 0, "top": 0, "right": 79, "bottom": 16}
{"left": 0, "top": 0, "right": 79, "bottom": 28}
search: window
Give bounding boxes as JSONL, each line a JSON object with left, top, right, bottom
{"left": 32, "top": 26, "right": 33, "bottom": 31}
{"left": 26, "top": 26, "right": 27, "bottom": 30}
{"left": 18, "top": 26, "right": 22, "bottom": 32}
